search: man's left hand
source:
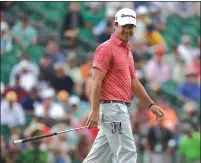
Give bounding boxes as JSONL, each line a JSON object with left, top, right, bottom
{"left": 150, "top": 104, "right": 165, "bottom": 121}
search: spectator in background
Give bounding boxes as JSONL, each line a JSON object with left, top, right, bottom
{"left": 164, "top": 44, "right": 182, "bottom": 74}
{"left": 52, "top": 63, "right": 74, "bottom": 94}
{"left": 12, "top": 15, "right": 37, "bottom": 49}
{"left": 144, "top": 120, "right": 173, "bottom": 163}
{"left": 98, "top": 21, "right": 113, "bottom": 43}
{"left": 9, "top": 54, "right": 39, "bottom": 87}
{"left": 178, "top": 123, "right": 200, "bottom": 163}
{"left": 62, "top": 2, "right": 84, "bottom": 49}
{"left": 181, "top": 102, "right": 199, "bottom": 131}
{"left": 39, "top": 55, "right": 55, "bottom": 84}
{"left": 144, "top": 49, "right": 170, "bottom": 93}
{"left": 0, "top": 11, "right": 12, "bottom": 55}
{"left": 177, "top": 69, "right": 200, "bottom": 103}
{"left": 18, "top": 62, "right": 38, "bottom": 92}
{"left": 44, "top": 38, "right": 65, "bottom": 68}
{"left": 146, "top": 24, "right": 166, "bottom": 54}
{"left": 21, "top": 87, "right": 42, "bottom": 114}
{"left": 1, "top": 91, "right": 25, "bottom": 129}
{"left": 34, "top": 88, "right": 65, "bottom": 127}
{"left": 78, "top": 13, "right": 97, "bottom": 42}
{"left": 134, "top": 6, "right": 151, "bottom": 41}
{"left": 63, "top": 51, "right": 83, "bottom": 95}
{"left": 83, "top": 2, "right": 104, "bottom": 27}
{"left": 5, "top": 74, "right": 28, "bottom": 103}
{"left": 132, "top": 39, "right": 149, "bottom": 63}
{"left": 178, "top": 35, "right": 194, "bottom": 66}
{"left": 68, "top": 95, "right": 83, "bottom": 127}
{"left": 172, "top": 59, "right": 186, "bottom": 84}
{"left": 80, "top": 52, "right": 93, "bottom": 80}
{"left": 148, "top": 4, "right": 166, "bottom": 32}
{"left": 93, "top": 8, "right": 115, "bottom": 38}
{"left": 24, "top": 114, "right": 51, "bottom": 145}
{"left": 57, "top": 90, "right": 72, "bottom": 114}
{"left": 16, "top": 127, "right": 49, "bottom": 163}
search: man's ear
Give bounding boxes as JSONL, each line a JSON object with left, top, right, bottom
{"left": 113, "top": 21, "right": 117, "bottom": 29}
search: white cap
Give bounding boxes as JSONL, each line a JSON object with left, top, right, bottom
{"left": 136, "top": 6, "right": 148, "bottom": 15}
{"left": 115, "top": 8, "right": 137, "bottom": 26}
{"left": 68, "top": 95, "right": 80, "bottom": 106}
{"left": 40, "top": 88, "right": 55, "bottom": 99}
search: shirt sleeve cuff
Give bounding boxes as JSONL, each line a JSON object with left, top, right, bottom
{"left": 93, "top": 63, "right": 108, "bottom": 73}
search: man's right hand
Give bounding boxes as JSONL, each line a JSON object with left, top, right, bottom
{"left": 86, "top": 111, "right": 99, "bottom": 129}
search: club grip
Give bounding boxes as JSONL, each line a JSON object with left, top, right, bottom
{"left": 13, "top": 140, "right": 23, "bottom": 144}
{"left": 13, "top": 132, "right": 57, "bottom": 144}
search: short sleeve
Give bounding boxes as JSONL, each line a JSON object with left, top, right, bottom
{"left": 129, "top": 54, "right": 136, "bottom": 79}
{"left": 93, "top": 45, "right": 112, "bottom": 73}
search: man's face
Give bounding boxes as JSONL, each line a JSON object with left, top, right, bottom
{"left": 22, "top": 20, "right": 29, "bottom": 28}
{"left": 55, "top": 68, "right": 65, "bottom": 78}
{"left": 43, "top": 97, "right": 52, "bottom": 106}
{"left": 186, "top": 74, "right": 197, "bottom": 83}
{"left": 47, "top": 41, "right": 58, "bottom": 55}
{"left": 114, "top": 23, "right": 135, "bottom": 42}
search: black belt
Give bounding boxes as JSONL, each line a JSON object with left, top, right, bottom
{"left": 100, "top": 100, "right": 130, "bottom": 107}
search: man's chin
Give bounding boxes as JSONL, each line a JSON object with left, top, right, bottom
{"left": 123, "top": 37, "right": 130, "bottom": 42}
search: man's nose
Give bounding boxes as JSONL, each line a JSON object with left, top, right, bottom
{"left": 124, "top": 27, "right": 131, "bottom": 32}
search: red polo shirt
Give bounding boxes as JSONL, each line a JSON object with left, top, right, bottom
{"left": 93, "top": 34, "right": 136, "bottom": 103}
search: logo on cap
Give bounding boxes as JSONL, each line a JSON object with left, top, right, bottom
{"left": 121, "top": 14, "right": 135, "bottom": 19}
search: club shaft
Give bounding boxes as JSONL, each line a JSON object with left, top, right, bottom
{"left": 13, "top": 126, "right": 88, "bottom": 145}
{"left": 13, "top": 122, "right": 121, "bottom": 145}
{"left": 57, "top": 126, "right": 88, "bottom": 134}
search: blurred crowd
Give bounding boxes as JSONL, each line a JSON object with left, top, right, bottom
{"left": 1, "top": 1, "right": 200, "bottom": 163}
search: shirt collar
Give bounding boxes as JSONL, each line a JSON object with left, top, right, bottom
{"left": 110, "top": 34, "right": 132, "bottom": 49}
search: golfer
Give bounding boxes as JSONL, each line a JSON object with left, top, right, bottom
{"left": 84, "top": 8, "right": 165, "bottom": 163}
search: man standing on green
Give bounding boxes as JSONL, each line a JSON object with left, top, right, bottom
{"left": 179, "top": 123, "right": 200, "bottom": 163}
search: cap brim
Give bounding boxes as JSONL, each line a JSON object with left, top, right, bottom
{"left": 117, "top": 17, "right": 137, "bottom": 26}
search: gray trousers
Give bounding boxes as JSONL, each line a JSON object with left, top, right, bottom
{"left": 83, "top": 103, "right": 137, "bottom": 163}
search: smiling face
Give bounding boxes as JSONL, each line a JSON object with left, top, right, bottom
{"left": 113, "top": 22, "right": 136, "bottom": 42}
